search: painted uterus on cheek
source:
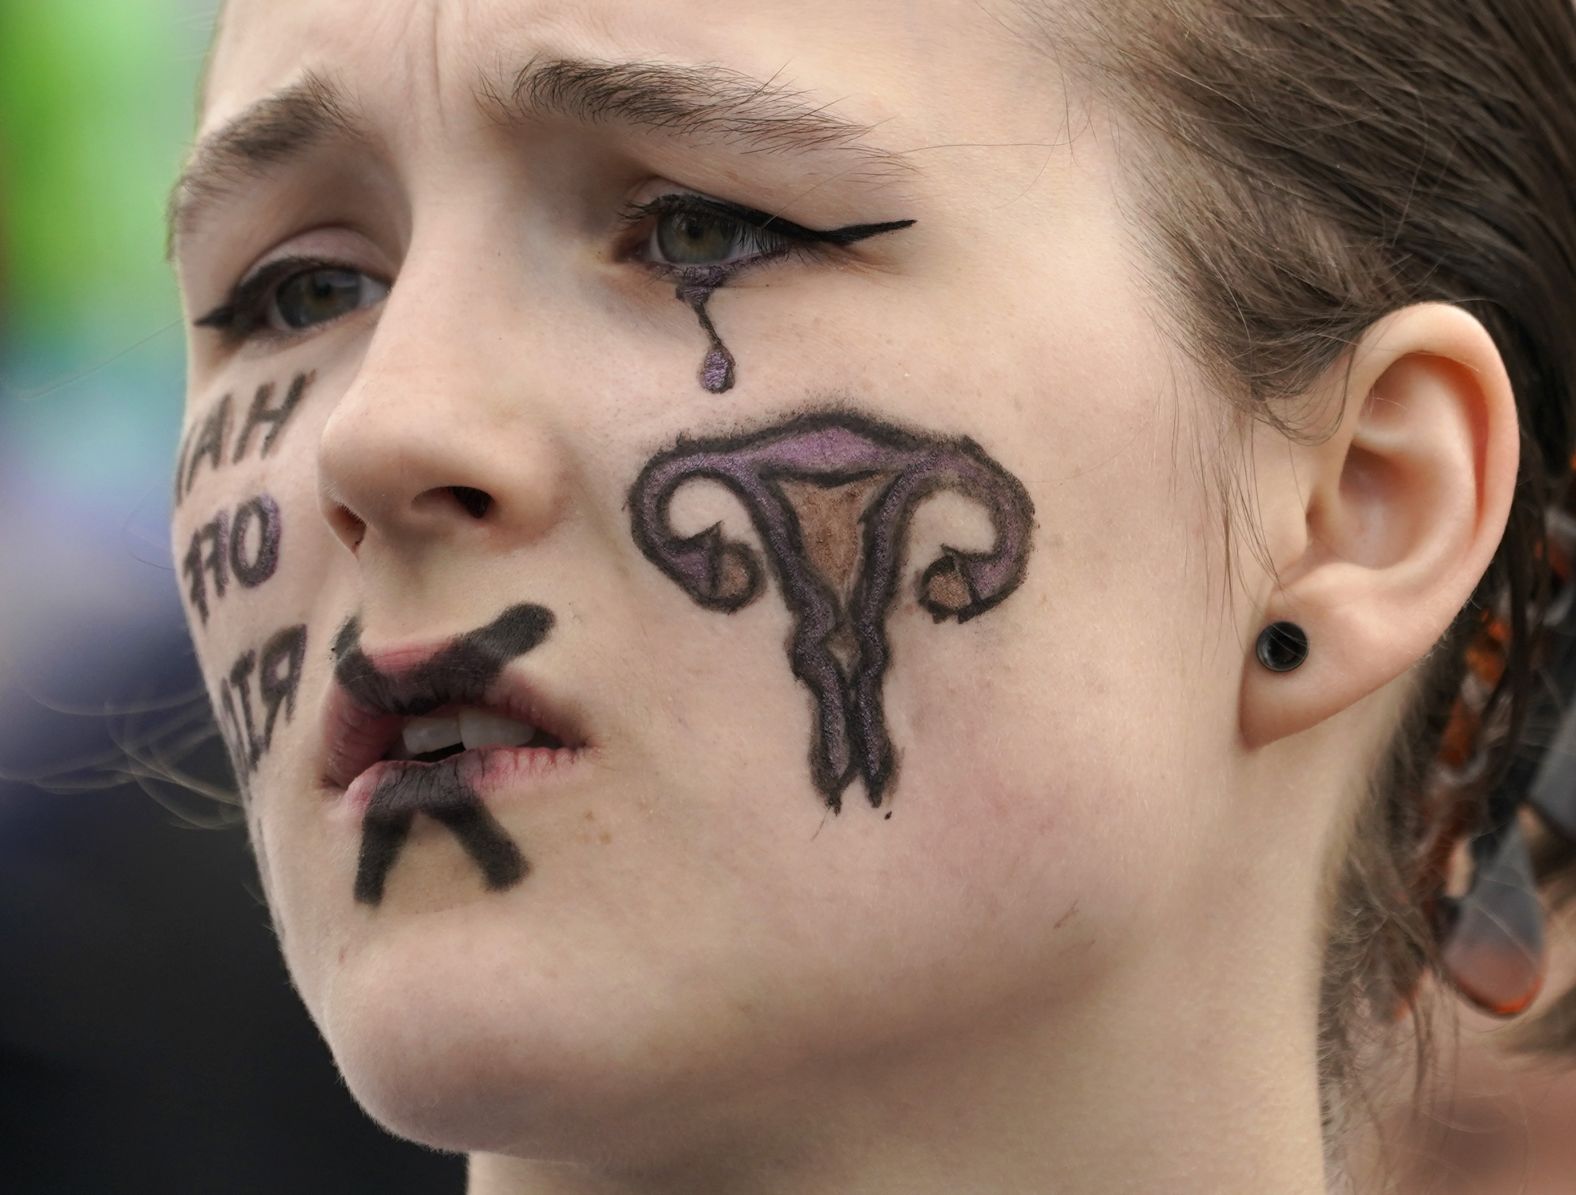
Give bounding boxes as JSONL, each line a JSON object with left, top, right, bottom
{"left": 629, "top": 411, "right": 1035, "bottom": 811}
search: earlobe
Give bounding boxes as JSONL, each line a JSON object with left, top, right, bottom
{"left": 1240, "top": 304, "right": 1520, "bottom": 748}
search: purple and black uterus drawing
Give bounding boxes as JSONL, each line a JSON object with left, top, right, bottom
{"left": 629, "top": 411, "right": 1036, "bottom": 810}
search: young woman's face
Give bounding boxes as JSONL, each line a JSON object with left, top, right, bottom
{"left": 171, "top": 0, "right": 1292, "bottom": 1158}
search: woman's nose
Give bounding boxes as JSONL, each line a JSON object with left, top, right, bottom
{"left": 315, "top": 276, "right": 570, "bottom": 562}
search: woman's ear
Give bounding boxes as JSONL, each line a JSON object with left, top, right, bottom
{"left": 1239, "top": 303, "right": 1520, "bottom": 748}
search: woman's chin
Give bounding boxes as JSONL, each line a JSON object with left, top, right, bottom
{"left": 334, "top": 1038, "right": 543, "bottom": 1156}
{"left": 299, "top": 911, "right": 708, "bottom": 1159}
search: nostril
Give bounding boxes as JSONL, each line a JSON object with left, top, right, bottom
{"left": 327, "top": 504, "right": 368, "bottom": 552}
{"left": 449, "top": 486, "right": 493, "bottom": 519}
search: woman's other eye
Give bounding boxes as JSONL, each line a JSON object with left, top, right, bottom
{"left": 194, "top": 260, "right": 391, "bottom": 344}
{"left": 631, "top": 195, "right": 800, "bottom": 273}
{"left": 623, "top": 192, "right": 915, "bottom": 279}
{"left": 653, "top": 206, "right": 778, "bottom": 267}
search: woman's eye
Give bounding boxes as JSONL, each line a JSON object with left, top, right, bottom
{"left": 194, "top": 259, "right": 391, "bottom": 344}
{"left": 629, "top": 195, "right": 802, "bottom": 273}
{"left": 625, "top": 192, "right": 914, "bottom": 277}
{"left": 272, "top": 268, "right": 387, "bottom": 331}
{"left": 653, "top": 208, "right": 759, "bottom": 267}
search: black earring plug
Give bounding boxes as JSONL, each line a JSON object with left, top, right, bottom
{"left": 1255, "top": 621, "right": 1309, "bottom": 672}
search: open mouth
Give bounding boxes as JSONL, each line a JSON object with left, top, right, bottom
{"left": 321, "top": 682, "right": 586, "bottom": 792}
{"left": 320, "top": 605, "right": 585, "bottom": 793}
{"left": 387, "top": 707, "right": 568, "bottom": 763}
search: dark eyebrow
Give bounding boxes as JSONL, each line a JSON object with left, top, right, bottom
{"left": 166, "top": 72, "right": 359, "bottom": 259}
{"left": 484, "top": 58, "right": 914, "bottom": 177}
{"left": 168, "top": 58, "right": 914, "bottom": 260}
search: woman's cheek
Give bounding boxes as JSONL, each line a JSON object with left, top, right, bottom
{"left": 174, "top": 366, "right": 335, "bottom": 790}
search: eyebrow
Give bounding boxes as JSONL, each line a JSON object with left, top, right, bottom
{"left": 167, "top": 72, "right": 358, "bottom": 258}
{"left": 168, "top": 58, "right": 914, "bottom": 260}
{"left": 489, "top": 58, "right": 911, "bottom": 171}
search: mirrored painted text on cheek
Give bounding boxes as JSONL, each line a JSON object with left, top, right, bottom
{"left": 176, "top": 370, "right": 317, "bottom": 791}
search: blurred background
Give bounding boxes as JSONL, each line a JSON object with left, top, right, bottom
{"left": 0, "top": 3, "right": 463, "bottom": 1189}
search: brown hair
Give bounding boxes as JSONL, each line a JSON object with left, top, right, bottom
{"left": 1030, "top": 0, "right": 1576, "bottom": 1130}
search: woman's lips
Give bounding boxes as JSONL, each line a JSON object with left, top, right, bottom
{"left": 340, "top": 746, "right": 580, "bottom": 817}
{"left": 320, "top": 665, "right": 589, "bottom": 797}
{"left": 321, "top": 698, "right": 406, "bottom": 791}
{"left": 319, "top": 605, "right": 584, "bottom": 795}
{"left": 321, "top": 679, "right": 588, "bottom": 791}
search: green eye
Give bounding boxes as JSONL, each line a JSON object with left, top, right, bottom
{"left": 273, "top": 268, "right": 386, "bottom": 330}
{"left": 193, "top": 256, "right": 394, "bottom": 345}
{"left": 654, "top": 210, "right": 747, "bottom": 265}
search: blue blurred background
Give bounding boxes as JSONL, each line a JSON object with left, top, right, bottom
{"left": 0, "top": 4, "right": 462, "bottom": 1188}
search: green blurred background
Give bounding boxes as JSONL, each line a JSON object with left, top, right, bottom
{"left": 0, "top": 0, "right": 194, "bottom": 458}
{"left": 0, "top": 4, "right": 462, "bottom": 1189}
{"left": 0, "top": 0, "right": 200, "bottom": 729}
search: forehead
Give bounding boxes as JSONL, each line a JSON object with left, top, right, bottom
{"left": 203, "top": 0, "right": 1045, "bottom": 139}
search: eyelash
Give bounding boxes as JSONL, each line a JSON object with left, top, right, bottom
{"left": 615, "top": 192, "right": 839, "bottom": 279}
{"left": 193, "top": 192, "right": 876, "bottom": 347}
{"left": 192, "top": 255, "right": 380, "bottom": 346}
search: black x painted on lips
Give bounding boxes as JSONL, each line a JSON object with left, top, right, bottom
{"left": 332, "top": 604, "right": 554, "bottom": 715}
{"left": 330, "top": 604, "right": 555, "bottom": 907}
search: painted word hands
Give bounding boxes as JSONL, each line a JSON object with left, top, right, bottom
{"left": 175, "top": 371, "right": 314, "bottom": 505}
{"left": 630, "top": 411, "right": 1035, "bottom": 811}
{"left": 183, "top": 493, "right": 282, "bottom": 624}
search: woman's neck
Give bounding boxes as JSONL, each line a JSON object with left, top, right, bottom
{"left": 465, "top": 944, "right": 1331, "bottom": 1195}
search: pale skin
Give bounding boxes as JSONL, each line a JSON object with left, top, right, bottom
{"left": 170, "top": 2, "right": 1521, "bottom": 1192}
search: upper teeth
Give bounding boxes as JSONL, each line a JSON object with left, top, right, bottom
{"left": 400, "top": 709, "right": 537, "bottom": 757}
